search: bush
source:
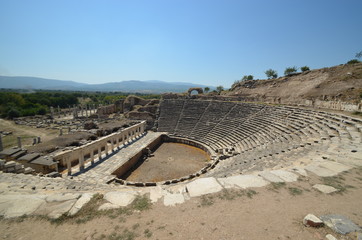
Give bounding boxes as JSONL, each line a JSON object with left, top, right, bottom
{"left": 300, "top": 66, "right": 310, "bottom": 72}
{"left": 216, "top": 86, "right": 224, "bottom": 94}
{"left": 7, "top": 108, "right": 21, "bottom": 119}
{"left": 265, "top": 69, "right": 278, "bottom": 79}
{"left": 347, "top": 59, "right": 360, "bottom": 64}
{"left": 242, "top": 75, "right": 254, "bottom": 81}
{"left": 284, "top": 66, "right": 298, "bottom": 76}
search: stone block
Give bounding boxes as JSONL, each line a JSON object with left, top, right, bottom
{"left": 104, "top": 191, "right": 137, "bottom": 207}
{"left": 186, "top": 177, "right": 223, "bottom": 197}
{"left": 313, "top": 184, "right": 338, "bottom": 194}
{"left": 303, "top": 214, "right": 324, "bottom": 227}
{"left": 320, "top": 214, "right": 362, "bottom": 235}
{"left": 218, "top": 175, "right": 269, "bottom": 189}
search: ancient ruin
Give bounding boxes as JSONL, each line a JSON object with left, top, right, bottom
{"left": 0, "top": 86, "right": 361, "bottom": 228}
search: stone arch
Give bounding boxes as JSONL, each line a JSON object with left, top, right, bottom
{"left": 188, "top": 87, "right": 203, "bottom": 96}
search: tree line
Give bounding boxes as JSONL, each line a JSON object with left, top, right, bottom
{"left": 0, "top": 90, "right": 160, "bottom": 119}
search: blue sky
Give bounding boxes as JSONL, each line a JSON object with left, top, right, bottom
{"left": 1, "top": 0, "right": 361, "bottom": 88}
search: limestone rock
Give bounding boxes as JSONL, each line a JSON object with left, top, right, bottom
{"left": 68, "top": 193, "right": 95, "bottom": 216}
{"left": 320, "top": 214, "right": 362, "bottom": 235}
{"left": 303, "top": 214, "right": 324, "bottom": 227}
{"left": 104, "top": 191, "right": 137, "bottom": 207}
{"left": 326, "top": 234, "right": 338, "bottom": 240}
{"left": 0, "top": 195, "right": 46, "bottom": 218}
{"left": 186, "top": 177, "right": 223, "bottom": 197}
{"left": 46, "top": 193, "right": 80, "bottom": 202}
{"left": 98, "top": 203, "right": 119, "bottom": 211}
{"left": 218, "top": 175, "right": 269, "bottom": 189}
{"left": 313, "top": 184, "right": 338, "bottom": 194}
{"left": 47, "top": 199, "right": 77, "bottom": 219}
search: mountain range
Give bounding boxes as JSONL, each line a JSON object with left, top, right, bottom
{"left": 0, "top": 76, "right": 212, "bottom": 93}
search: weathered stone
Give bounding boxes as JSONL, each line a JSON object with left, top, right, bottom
{"left": 0, "top": 195, "right": 46, "bottom": 218}
{"left": 186, "top": 177, "right": 223, "bottom": 197}
{"left": 325, "top": 234, "right": 338, "bottom": 240}
{"left": 305, "top": 164, "right": 338, "bottom": 177}
{"left": 320, "top": 214, "right": 362, "bottom": 235}
{"left": 313, "top": 184, "right": 338, "bottom": 194}
{"left": 98, "top": 202, "right": 119, "bottom": 211}
{"left": 218, "top": 175, "right": 269, "bottom": 189}
{"left": 270, "top": 170, "right": 299, "bottom": 182}
{"left": 48, "top": 199, "right": 77, "bottom": 219}
{"left": 104, "top": 191, "right": 137, "bottom": 207}
{"left": 46, "top": 193, "right": 80, "bottom": 202}
{"left": 163, "top": 192, "right": 185, "bottom": 206}
{"left": 303, "top": 214, "right": 324, "bottom": 227}
{"left": 68, "top": 193, "right": 95, "bottom": 216}
{"left": 259, "top": 171, "right": 284, "bottom": 182}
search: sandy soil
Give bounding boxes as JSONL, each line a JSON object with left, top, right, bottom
{"left": 1, "top": 167, "right": 361, "bottom": 240}
{"left": 124, "top": 143, "right": 210, "bottom": 182}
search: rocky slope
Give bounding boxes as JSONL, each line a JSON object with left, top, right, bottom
{"left": 226, "top": 63, "right": 362, "bottom": 104}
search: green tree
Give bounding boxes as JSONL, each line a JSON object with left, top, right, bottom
{"left": 242, "top": 75, "right": 254, "bottom": 81}
{"left": 347, "top": 59, "right": 360, "bottom": 64}
{"left": 284, "top": 66, "right": 298, "bottom": 76}
{"left": 300, "top": 66, "right": 310, "bottom": 72}
{"left": 204, "top": 87, "right": 210, "bottom": 93}
{"left": 216, "top": 86, "right": 224, "bottom": 94}
{"left": 265, "top": 69, "right": 278, "bottom": 79}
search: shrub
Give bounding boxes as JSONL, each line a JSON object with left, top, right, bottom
{"left": 300, "top": 66, "right": 310, "bottom": 72}
{"left": 265, "top": 69, "right": 278, "bottom": 79}
{"left": 204, "top": 87, "right": 210, "bottom": 93}
{"left": 7, "top": 108, "right": 21, "bottom": 119}
{"left": 242, "top": 75, "right": 254, "bottom": 81}
{"left": 216, "top": 86, "right": 224, "bottom": 94}
{"left": 347, "top": 59, "right": 360, "bottom": 64}
{"left": 284, "top": 66, "right": 298, "bottom": 76}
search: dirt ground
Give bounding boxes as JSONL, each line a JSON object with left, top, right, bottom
{"left": 1, "top": 167, "right": 361, "bottom": 240}
{"left": 0, "top": 119, "right": 59, "bottom": 149}
{"left": 124, "top": 143, "right": 210, "bottom": 182}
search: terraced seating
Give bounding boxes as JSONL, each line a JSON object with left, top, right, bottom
{"left": 156, "top": 98, "right": 362, "bottom": 177}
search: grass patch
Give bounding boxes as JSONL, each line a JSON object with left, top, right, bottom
{"left": 217, "top": 189, "right": 243, "bottom": 200}
{"left": 246, "top": 189, "right": 257, "bottom": 198}
{"left": 271, "top": 182, "right": 286, "bottom": 189}
{"left": 131, "top": 195, "right": 152, "bottom": 211}
{"left": 288, "top": 187, "right": 303, "bottom": 196}
{"left": 106, "top": 229, "right": 138, "bottom": 240}
{"left": 144, "top": 229, "right": 152, "bottom": 238}
{"left": 321, "top": 176, "right": 353, "bottom": 193}
{"left": 199, "top": 195, "right": 214, "bottom": 207}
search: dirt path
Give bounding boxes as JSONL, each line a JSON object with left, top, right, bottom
{"left": 1, "top": 167, "right": 361, "bottom": 240}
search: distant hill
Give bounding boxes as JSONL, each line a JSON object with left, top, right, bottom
{"left": 0, "top": 76, "right": 213, "bottom": 93}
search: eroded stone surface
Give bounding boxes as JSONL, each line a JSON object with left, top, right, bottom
{"left": 270, "top": 170, "right": 299, "bottom": 182}
{"left": 0, "top": 195, "right": 46, "bottom": 218}
{"left": 218, "top": 175, "right": 269, "bottom": 189}
{"left": 186, "top": 177, "right": 223, "bottom": 197}
{"left": 104, "top": 191, "right": 137, "bottom": 207}
{"left": 320, "top": 214, "right": 362, "bottom": 235}
{"left": 259, "top": 171, "right": 284, "bottom": 183}
{"left": 313, "top": 184, "right": 338, "bottom": 194}
{"left": 68, "top": 193, "right": 95, "bottom": 216}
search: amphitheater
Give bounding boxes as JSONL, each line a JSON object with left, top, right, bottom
{"left": 1, "top": 90, "right": 362, "bottom": 224}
